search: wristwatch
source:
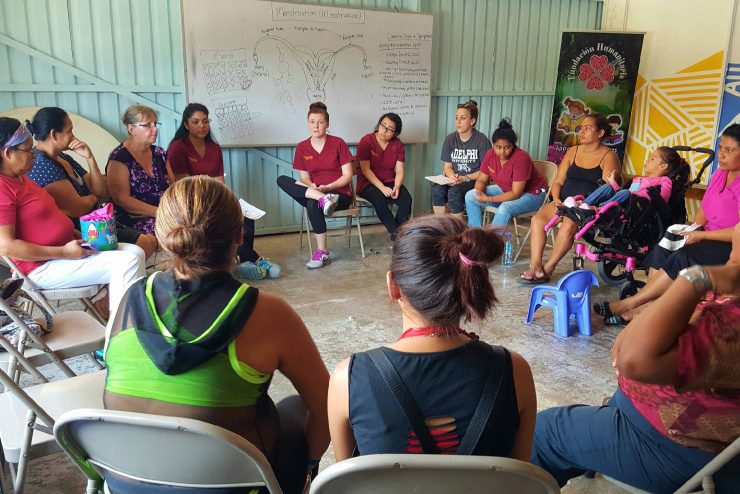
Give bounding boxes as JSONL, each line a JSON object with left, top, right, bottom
{"left": 464, "top": 175, "right": 470, "bottom": 182}
{"left": 678, "top": 266, "right": 713, "bottom": 294}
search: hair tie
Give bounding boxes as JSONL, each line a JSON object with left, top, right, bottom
{"left": 459, "top": 252, "right": 486, "bottom": 267}
{"left": 1, "top": 123, "right": 32, "bottom": 150}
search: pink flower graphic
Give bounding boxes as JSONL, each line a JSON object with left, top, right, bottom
{"left": 578, "top": 54, "right": 615, "bottom": 91}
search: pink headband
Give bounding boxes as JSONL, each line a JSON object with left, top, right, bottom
{"left": 459, "top": 252, "right": 486, "bottom": 267}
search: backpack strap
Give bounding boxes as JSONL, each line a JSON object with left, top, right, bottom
{"left": 367, "top": 347, "right": 440, "bottom": 454}
{"left": 456, "top": 345, "right": 506, "bottom": 455}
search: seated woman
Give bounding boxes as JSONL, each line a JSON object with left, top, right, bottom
{"left": 520, "top": 114, "right": 620, "bottom": 284}
{"left": 596, "top": 125, "right": 740, "bottom": 324}
{"left": 27, "top": 107, "right": 157, "bottom": 259}
{"left": 107, "top": 105, "right": 174, "bottom": 235}
{"left": 277, "top": 102, "right": 353, "bottom": 269}
{"left": 356, "top": 112, "right": 412, "bottom": 239}
{"left": 532, "top": 223, "right": 740, "bottom": 493}
{"left": 168, "top": 103, "right": 280, "bottom": 280}
{"left": 0, "top": 118, "right": 145, "bottom": 315}
{"left": 104, "top": 176, "right": 330, "bottom": 493}
{"left": 327, "top": 215, "right": 536, "bottom": 461}
{"left": 464, "top": 118, "right": 547, "bottom": 227}
{"left": 432, "top": 100, "right": 491, "bottom": 218}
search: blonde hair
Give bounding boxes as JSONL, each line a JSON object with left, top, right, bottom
{"left": 121, "top": 105, "right": 157, "bottom": 129}
{"left": 155, "top": 176, "right": 243, "bottom": 278}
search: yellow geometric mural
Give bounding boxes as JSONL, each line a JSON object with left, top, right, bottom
{"left": 625, "top": 51, "right": 724, "bottom": 185}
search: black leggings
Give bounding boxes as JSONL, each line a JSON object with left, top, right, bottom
{"left": 645, "top": 240, "right": 733, "bottom": 278}
{"left": 358, "top": 183, "right": 412, "bottom": 236}
{"left": 277, "top": 175, "right": 351, "bottom": 234}
{"left": 237, "top": 217, "right": 260, "bottom": 263}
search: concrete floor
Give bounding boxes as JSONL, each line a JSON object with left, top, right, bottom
{"left": 11, "top": 222, "right": 636, "bottom": 493}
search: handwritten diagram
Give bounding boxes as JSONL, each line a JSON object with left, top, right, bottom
{"left": 253, "top": 34, "right": 370, "bottom": 103}
{"left": 212, "top": 96, "right": 259, "bottom": 138}
{"left": 201, "top": 49, "right": 252, "bottom": 95}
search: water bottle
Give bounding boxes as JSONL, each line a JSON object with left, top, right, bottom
{"left": 502, "top": 232, "right": 514, "bottom": 266}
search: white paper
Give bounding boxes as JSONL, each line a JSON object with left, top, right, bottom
{"left": 424, "top": 174, "right": 453, "bottom": 186}
{"left": 239, "top": 198, "right": 266, "bottom": 220}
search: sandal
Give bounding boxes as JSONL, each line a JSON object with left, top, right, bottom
{"left": 593, "top": 302, "right": 614, "bottom": 317}
{"left": 604, "top": 315, "right": 628, "bottom": 326}
{"left": 518, "top": 273, "right": 551, "bottom": 285}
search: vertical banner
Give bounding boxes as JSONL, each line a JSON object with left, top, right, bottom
{"left": 548, "top": 31, "right": 644, "bottom": 164}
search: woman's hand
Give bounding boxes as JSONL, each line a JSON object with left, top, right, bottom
{"left": 317, "top": 184, "right": 331, "bottom": 193}
{"left": 67, "top": 139, "right": 93, "bottom": 159}
{"left": 391, "top": 186, "right": 400, "bottom": 199}
{"left": 475, "top": 193, "right": 490, "bottom": 204}
{"left": 62, "top": 239, "right": 93, "bottom": 260}
{"left": 379, "top": 185, "right": 394, "bottom": 198}
{"left": 680, "top": 230, "right": 705, "bottom": 245}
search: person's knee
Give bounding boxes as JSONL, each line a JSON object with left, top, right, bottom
{"left": 135, "top": 234, "right": 157, "bottom": 259}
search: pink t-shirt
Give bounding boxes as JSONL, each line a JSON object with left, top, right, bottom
{"left": 480, "top": 147, "right": 546, "bottom": 195}
{"left": 293, "top": 135, "right": 353, "bottom": 197}
{"left": 701, "top": 168, "right": 740, "bottom": 231}
{"left": 167, "top": 139, "right": 224, "bottom": 178}
{"left": 355, "top": 133, "right": 405, "bottom": 194}
{"left": 0, "top": 175, "right": 75, "bottom": 275}
{"left": 628, "top": 175, "right": 673, "bottom": 203}
{"left": 618, "top": 295, "right": 740, "bottom": 453}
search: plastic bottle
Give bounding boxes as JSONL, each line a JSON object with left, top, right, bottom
{"left": 502, "top": 232, "right": 514, "bottom": 266}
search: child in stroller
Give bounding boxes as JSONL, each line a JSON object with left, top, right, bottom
{"left": 556, "top": 146, "right": 680, "bottom": 224}
{"left": 543, "top": 146, "right": 710, "bottom": 300}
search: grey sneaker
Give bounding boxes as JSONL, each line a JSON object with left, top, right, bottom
{"left": 306, "top": 249, "right": 331, "bottom": 269}
{"left": 319, "top": 193, "right": 339, "bottom": 216}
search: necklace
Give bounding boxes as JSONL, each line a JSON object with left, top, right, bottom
{"left": 398, "top": 327, "right": 479, "bottom": 341}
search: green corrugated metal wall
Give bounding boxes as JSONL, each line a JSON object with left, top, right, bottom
{"left": 0, "top": 0, "right": 602, "bottom": 234}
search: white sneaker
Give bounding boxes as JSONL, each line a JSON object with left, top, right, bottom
{"left": 319, "top": 194, "right": 339, "bottom": 216}
{"left": 306, "top": 249, "right": 331, "bottom": 269}
{"left": 562, "top": 196, "right": 579, "bottom": 208}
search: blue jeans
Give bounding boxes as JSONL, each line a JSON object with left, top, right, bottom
{"left": 531, "top": 389, "right": 740, "bottom": 493}
{"left": 583, "top": 184, "right": 631, "bottom": 206}
{"left": 464, "top": 185, "right": 546, "bottom": 227}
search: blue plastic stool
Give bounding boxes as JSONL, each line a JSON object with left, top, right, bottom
{"left": 525, "top": 270, "right": 599, "bottom": 337}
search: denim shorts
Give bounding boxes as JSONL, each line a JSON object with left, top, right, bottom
{"left": 431, "top": 181, "right": 475, "bottom": 213}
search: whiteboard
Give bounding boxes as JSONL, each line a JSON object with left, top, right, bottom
{"left": 181, "top": 0, "right": 433, "bottom": 146}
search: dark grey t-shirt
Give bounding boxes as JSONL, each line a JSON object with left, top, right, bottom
{"left": 440, "top": 129, "right": 492, "bottom": 174}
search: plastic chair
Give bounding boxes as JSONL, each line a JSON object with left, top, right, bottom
{"left": 482, "top": 160, "right": 558, "bottom": 261}
{"left": 0, "top": 340, "right": 105, "bottom": 494}
{"left": 309, "top": 454, "right": 559, "bottom": 494}
{"left": 525, "top": 270, "right": 599, "bottom": 337}
{"left": 2, "top": 256, "right": 107, "bottom": 324}
{"left": 54, "top": 408, "right": 283, "bottom": 494}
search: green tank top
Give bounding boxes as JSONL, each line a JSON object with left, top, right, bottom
{"left": 105, "top": 272, "right": 271, "bottom": 407}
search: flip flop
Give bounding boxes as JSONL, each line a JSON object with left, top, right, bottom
{"left": 593, "top": 302, "right": 614, "bottom": 317}
{"left": 518, "top": 273, "right": 551, "bottom": 285}
{"left": 604, "top": 315, "right": 629, "bottom": 326}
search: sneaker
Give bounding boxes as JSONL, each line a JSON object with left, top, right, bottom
{"left": 255, "top": 256, "right": 281, "bottom": 279}
{"left": 561, "top": 196, "right": 579, "bottom": 208}
{"left": 233, "top": 261, "right": 267, "bottom": 280}
{"left": 319, "top": 193, "right": 339, "bottom": 216}
{"left": 306, "top": 249, "right": 331, "bottom": 269}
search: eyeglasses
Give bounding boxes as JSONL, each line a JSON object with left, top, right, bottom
{"left": 379, "top": 122, "right": 396, "bottom": 134}
{"left": 134, "top": 122, "right": 161, "bottom": 129}
{"left": 13, "top": 147, "right": 34, "bottom": 156}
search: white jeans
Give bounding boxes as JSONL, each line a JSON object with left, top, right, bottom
{"left": 28, "top": 243, "right": 146, "bottom": 313}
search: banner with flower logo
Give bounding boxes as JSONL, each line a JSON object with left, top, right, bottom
{"left": 547, "top": 31, "right": 644, "bottom": 164}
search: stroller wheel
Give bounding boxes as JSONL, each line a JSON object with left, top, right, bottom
{"left": 619, "top": 280, "right": 646, "bottom": 299}
{"left": 598, "top": 260, "right": 629, "bottom": 286}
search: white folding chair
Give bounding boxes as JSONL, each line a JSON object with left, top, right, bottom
{"left": 2, "top": 256, "right": 106, "bottom": 324}
{"left": 309, "top": 454, "right": 559, "bottom": 494}
{"left": 0, "top": 341, "right": 105, "bottom": 494}
{"left": 482, "top": 160, "right": 559, "bottom": 261}
{"left": 0, "top": 296, "right": 105, "bottom": 383}
{"left": 54, "top": 408, "right": 283, "bottom": 494}
{"left": 298, "top": 180, "right": 366, "bottom": 258}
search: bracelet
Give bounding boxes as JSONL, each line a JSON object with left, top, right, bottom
{"left": 678, "top": 266, "right": 713, "bottom": 295}
{"left": 464, "top": 175, "right": 471, "bottom": 182}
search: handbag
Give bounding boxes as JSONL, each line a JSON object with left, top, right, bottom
{"left": 367, "top": 344, "right": 505, "bottom": 455}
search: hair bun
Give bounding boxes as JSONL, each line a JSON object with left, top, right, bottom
{"left": 309, "top": 101, "right": 327, "bottom": 111}
{"left": 467, "top": 100, "right": 478, "bottom": 108}
{"left": 162, "top": 225, "right": 207, "bottom": 260}
{"left": 497, "top": 118, "right": 512, "bottom": 130}
{"left": 24, "top": 120, "right": 36, "bottom": 135}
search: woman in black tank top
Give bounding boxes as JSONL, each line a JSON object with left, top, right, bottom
{"left": 520, "top": 114, "right": 620, "bottom": 283}
{"left": 327, "top": 215, "right": 537, "bottom": 463}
